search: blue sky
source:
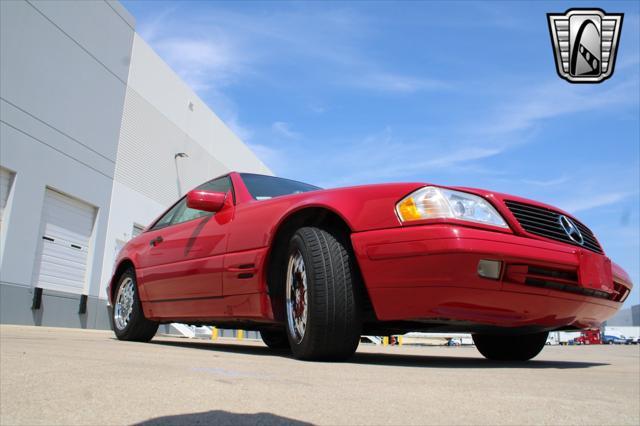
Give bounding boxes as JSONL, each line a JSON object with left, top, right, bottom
{"left": 123, "top": 1, "right": 639, "bottom": 307}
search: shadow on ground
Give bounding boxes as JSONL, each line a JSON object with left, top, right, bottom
{"left": 136, "top": 410, "right": 312, "bottom": 426}
{"left": 148, "top": 339, "right": 608, "bottom": 369}
{"left": 349, "top": 351, "right": 608, "bottom": 369}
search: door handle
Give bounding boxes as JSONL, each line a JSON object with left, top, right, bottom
{"left": 149, "top": 236, "right": 163, "bottom": 247}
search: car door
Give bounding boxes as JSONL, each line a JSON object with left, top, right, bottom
{"left": 135, "top": 176, "right": 234, "bottom": 309}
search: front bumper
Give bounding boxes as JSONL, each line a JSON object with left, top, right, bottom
{"left": 351, "top": 225, "right": 631, "bottom": 330}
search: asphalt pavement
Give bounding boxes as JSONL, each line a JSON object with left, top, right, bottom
{"left": 1, "top": 325, "right": 638, "bottom": 425}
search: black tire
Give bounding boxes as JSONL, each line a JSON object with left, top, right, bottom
{"left": 284, "top": 227, "right": 361, "bottom": 361}
{"left": 260, "top": 329, "right": 290, "bottom": 350}
{"left": 111, "top": 269, "right": 158, "bottom": 342}
{"left": 473, "top": 332, "right": 548, "bottom": 361}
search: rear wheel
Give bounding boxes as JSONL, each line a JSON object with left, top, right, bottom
{"left": 260, "top": 329, "right": 290, "bottom": 350}
{"left": 284, "top": 227, "right": 361, "bottom": 361}
{"left": 111, "top": 269, "right": 158, "bottom": 342}
{"left": 473, "top": 332, "right": 548, "bottom": 361}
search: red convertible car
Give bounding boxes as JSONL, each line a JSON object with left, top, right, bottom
{"left": 108, "top": 172, "right": 632, "bottom": 361}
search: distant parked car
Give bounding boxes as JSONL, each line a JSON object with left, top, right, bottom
{"left": 602, "top": 335, "right": 626, "bottom": 345}
{"left": 614, "top": 335, "right": 634, "bottom": 345}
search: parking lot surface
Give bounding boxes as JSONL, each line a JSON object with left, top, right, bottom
{"left": 1, "top": 325, "right": 638, "bottom": 425}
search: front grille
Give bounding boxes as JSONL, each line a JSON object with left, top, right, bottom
{"left": 504, "top": 200, "right": 603, "bottom": 254}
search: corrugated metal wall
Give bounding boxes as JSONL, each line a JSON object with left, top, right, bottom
{"left": 115, "top": 88, "right": 228, "bottom": 205}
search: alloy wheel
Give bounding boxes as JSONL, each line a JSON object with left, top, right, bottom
{"left": 286, "top": 250, "right": 308, "bottom": 343}
{"left": 114, "top": 277, "right": 135, "bottom": 331}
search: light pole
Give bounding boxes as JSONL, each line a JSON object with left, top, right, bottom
{"left": 174, "top": 152, "right": 189, "bottom": 196}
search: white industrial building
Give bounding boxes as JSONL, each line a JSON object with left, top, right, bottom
{"left": 0, "top": 0, "right": 270, "bottom": 330}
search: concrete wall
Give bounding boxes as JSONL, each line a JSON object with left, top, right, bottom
{"left": 0, "top": 0, "right": 134, "bottom": 328}
{"left": 1, "top": 1, "right": 270, "bottom": 330}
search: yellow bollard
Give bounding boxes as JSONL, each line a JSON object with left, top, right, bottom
{"left": 237, "top": 329, "right": 244, "bottom": 340}
{"left": 382, "top": 336, "right": 389, "bottom": 346}
{"left": 398, "top": 335, "right": 403, "bottom": 346}
{"left": 211, "top": 327, "right": 218, "bottom": 341}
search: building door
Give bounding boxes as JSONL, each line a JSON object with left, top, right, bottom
{"left": 34, "top": 189, "right": 96, "bottom": 294}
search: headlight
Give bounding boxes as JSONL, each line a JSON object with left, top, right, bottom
{"left": 396, "top": 186, "right": 508, "bottom": 228}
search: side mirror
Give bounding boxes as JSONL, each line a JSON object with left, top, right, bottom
{"left": 186, "top": 190, "right": 226, "bottom": 213}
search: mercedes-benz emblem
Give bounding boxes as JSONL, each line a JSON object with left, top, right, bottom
{"left": 558, "top": 215, "right": 584, "bottom": 245}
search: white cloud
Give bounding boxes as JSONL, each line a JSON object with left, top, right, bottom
{"left": 136, "top": 6, "right": 178, "bottom": 43}
{"left": 137, "top": 5, "right": 446, "bottom": 98}
{"left": 312, "top": 125, "right": 507, "bottom": 188}
{"left": 271, "top": 122, "right": 300, "bottom": 139}
{"left": 421, "top": 147, "right": 502, "bottom": 169}
{"left": 132, "top": 5, "right": 638, "bottom": 196}
{"left": 246, "top": 143, "right": 285, "bottom": 174}
{"left": 151, "top": 37, "right": 245, "bottom": 91}
{"left": 225, "top": 113, "right": 253, "bottom": 143}
{"left": 350, "top": 72, "right": 449, "bottom": 94}
{"left": 477, "top": 78, "right": 638, "bottom": 137}
{"left": 312, "top": 74, "right": 638, "bottom": 188}
{"left": 308, "top": 104, "right": 326, "bottom": 114}
{"left": 560, "top": 192, "right": 637, "bottom": 214}
{"left": 133, "top": 6, "right": 259, "bottom": 143}
{"left": 521, "top": 175, "right": 570, "bottom": 187}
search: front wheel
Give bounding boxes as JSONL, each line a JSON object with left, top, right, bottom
{"left": 473, "top": 332, "right": 548, "bottom": 361}
{"left": 111, "top": 269, "right": 158, "bottom": 342}
{"left": 284, "top": 227, "right": 362, "bottom": 361}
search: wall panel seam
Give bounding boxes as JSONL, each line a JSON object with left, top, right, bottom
{"left": 1, "top": 97, "right": 116, "bottom": 164}
{"left": 0, "top": 120, "right": 115, "bottom": 180}
{"left": 25, "top": 0, "right": 130, "bottom": 87}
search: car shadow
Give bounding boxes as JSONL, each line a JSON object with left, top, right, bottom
{"left": 348, "top": 351, "right": 608, "bottom": 369}
{"left": 149, "top": 339, "right": 288, "bottom": 356}
{"left": 136, "top": 410, "right": 311, "bottom": 426}
{"left": 148, "top": 339, "right": 608, "bottom": 369}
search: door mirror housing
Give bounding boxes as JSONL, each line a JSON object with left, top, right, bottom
{"left": 186, "top": 190, "right": 226, "bottom": 213}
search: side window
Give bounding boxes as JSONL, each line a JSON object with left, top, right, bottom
{"left": 167, "top": 176, "right": 232, "bottom": 227}
{"left": 132, "top": 223, "right": 145, "bottom": 238}
{"left": 169, "top": 199, "right": 209, "bottom": 225}
{"left": 150, "top": 200, "right": 184, "bottom": 230}
{"left": 197, "top": 176, "right": 232, "bottom": 194}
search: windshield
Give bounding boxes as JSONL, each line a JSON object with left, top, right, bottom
{"left": 240, "top": 173, "right": 321, "bottom": 200}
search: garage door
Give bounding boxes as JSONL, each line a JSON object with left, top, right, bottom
{"left": 0, "top": 167, "right": 15, "bottom": 225}
{"left": 34, "top": 189, "right": 97, "bottom": 293}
